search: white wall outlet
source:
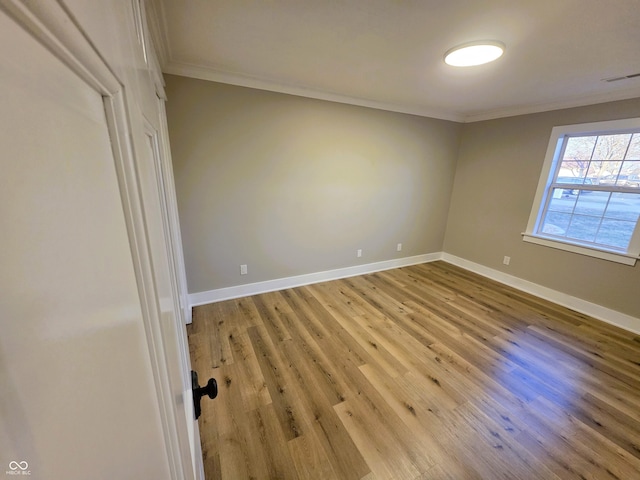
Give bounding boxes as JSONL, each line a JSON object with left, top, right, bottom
{"left": 397, "top": 243, "right": 402, "bottom": 252}
{"left": 240, "top": 264, "right": 248, "bottom": 275}
{"left": 357, "top": 249, "right": 362, "bottom": 258}
{"left": 503, "top": 256, "right": 511, "bottom": 266}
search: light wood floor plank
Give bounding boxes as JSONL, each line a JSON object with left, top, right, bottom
{"left": 189, "top": 261, "right": 640, "bottom": 479}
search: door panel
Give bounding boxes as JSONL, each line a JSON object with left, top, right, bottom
{"left": 0, "top": 7, "right": 171, "bottom": 480}
{"left": 140, "top": 119, "right": 195, "bottom": 470}
{"left": 153, "top": 94, "right": 204, "bottom": 476}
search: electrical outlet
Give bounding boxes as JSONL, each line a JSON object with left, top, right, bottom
{"left": 397, "top": 243, "right": 402, "bottom": 252}
{"left": 240, "top": 264, "right": 248, "bottom": 275}
{"left": 357, "top": 249, "right": 362, "bottom": 258}
{"left": 503, "top": 256, "right": 511, "bottom": 266}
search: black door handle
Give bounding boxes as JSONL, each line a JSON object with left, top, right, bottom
{"left": 192, "top": 370, "right": 218, "bottom": 420}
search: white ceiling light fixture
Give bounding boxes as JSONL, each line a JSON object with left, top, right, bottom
{"left": 444, "top": 41, "right": 505, "bottom": 67}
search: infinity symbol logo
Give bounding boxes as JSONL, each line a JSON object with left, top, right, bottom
{"left": 8, "top": 461, "right": 28, "bottom": 471}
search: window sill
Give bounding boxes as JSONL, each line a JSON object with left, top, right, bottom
{"left": 521, "top": 233, "right": 638, "bottom": 266}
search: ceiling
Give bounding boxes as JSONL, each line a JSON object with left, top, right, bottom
{"left": 149, "top": 0, "right": 640, "bottom": 122}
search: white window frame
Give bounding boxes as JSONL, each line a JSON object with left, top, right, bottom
{"left": 523, "top": 118, "right": 640, "bottom": 266}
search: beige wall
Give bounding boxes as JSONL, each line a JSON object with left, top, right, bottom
{"left": 165, "top": 73, "right": 639, "bottom": 319}
{"left": 165, "top": 75, "right": 461, "bottom": 293}
{"left": 445, "top": 99, "right": 640, "bottom": 318}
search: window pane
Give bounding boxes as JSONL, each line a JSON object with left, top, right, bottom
{"left": 541, "top": 211, "right": 571, "bottom": 235}
{"left": 620, "top": 161, "right": 640, "bottom": 176}
{"left": 626, "top": 134, "right": 640, "bottom": 160}
{"left": 586, "top": 162, "right": 605, "bottom": 181}
{"left": 574, "top": 191, "right": 609, "bottom": 216}
{"left": 620, "top": 161, "right": 640, "bottom": 188}
{"left": 596, "top": 219, "right": 636, "bottom": 249}
{"left": 566, "top": 215, "right": 600, "bottom": 242}
{"left": 563, "top": 136, "right": 596, "bottom": 160}
{"left": 597, "top": 161, "right": 623, "bottom": 185}
{"left": 603, "top": 192, "right": 640, "bottom": 221}
{"left": 592, "top": 134, "right": 632, "bottom": 160}
{"left": 547, "top": 189, "right": 576, "bottom": 212}
{"left": 539, "top": 191, "right": 639, "bottom": 250}
{"left": 558, "top": 163, "right": 587, "bottom": 180}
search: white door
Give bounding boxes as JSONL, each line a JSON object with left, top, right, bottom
{"left": 0, "top": 4, "right": 196, "bottom": 479}
{"left": 140, "top": 116, "right": 202, "bottom": 476}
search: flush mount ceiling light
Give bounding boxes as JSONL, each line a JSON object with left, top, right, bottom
{"left": 444, "top": 41, "right": 505, "bottom": 67}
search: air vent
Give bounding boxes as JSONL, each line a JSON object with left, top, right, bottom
{"left": 603, "top": 73, "right": 640, "bottom": 83}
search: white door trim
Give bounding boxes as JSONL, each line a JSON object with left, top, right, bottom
{"left": 0, "top": 0, "right": 120, "bottom": 95}
{"left": 0, "top": 1, "right": 196, "bottom": 478}
{"left": 155, "top": 96, "right": 193, "bottom": 325}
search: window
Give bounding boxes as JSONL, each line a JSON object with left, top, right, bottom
{"left": 523, "top": 118, "right": 640, "bottom": 266}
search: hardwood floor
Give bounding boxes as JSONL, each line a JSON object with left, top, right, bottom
{"left": 187, "top": 261, "right": 640, "bottom": 479}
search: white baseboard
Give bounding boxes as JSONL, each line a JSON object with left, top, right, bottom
{"left": 188, "top": 251, "right": 639, "bottom": 335}
{"left": 441, "top": 253, "right": 640, "bottom": 335}
{"left": 188, "top": 253, "right": 442, "bottom": 307}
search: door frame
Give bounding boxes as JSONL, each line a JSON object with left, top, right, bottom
{"left": 0, "top": 1, "right": 199, "bottom": 478}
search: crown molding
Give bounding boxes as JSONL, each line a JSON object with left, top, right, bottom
{"left": 162, "top": 60, "right": 640, "bottom": 124}
{"left": 162, "top": 60, "right": 640, "bottom": 123}
{"left": 462, "top": 86, "right": 640, "bottom": 122}
{"left": 144, "top": 0, "right": 170, "bottom": 69}
{"left": 162, "top": 60, "right": 465, "bottom": 122}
